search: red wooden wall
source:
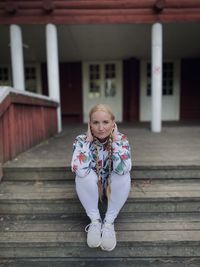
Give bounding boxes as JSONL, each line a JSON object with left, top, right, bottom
{"left": 180, "top": 59, "right": 200, "bottom": 120}
{"left": 0, "top": 92, "right": 58, "bottom": 165}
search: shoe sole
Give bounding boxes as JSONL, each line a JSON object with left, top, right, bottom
{"left": 88, "top": 240, "right": 101, "bottom": 248}
{"left": 100, "top": 241, "right": 117, "bottom": 251}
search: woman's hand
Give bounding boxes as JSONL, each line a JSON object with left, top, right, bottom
{"left": 86, "top": 122, "right": 93, "bottom": 142}
{"left": 112, "top": 122, "right": 118, "bottom": 141}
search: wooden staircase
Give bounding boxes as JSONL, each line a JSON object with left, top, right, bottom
{"left": 0, "top": 166, "right": 200, "bottom": 266}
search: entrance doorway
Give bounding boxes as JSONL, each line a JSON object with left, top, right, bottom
{"left": 83, "top": 61, "right": 122, "bottom": 122}
{"left": 140, "top": 60, "right": 180, "bottom": 121}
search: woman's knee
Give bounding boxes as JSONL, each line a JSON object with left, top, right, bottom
{"left": 110, "top": 172, "right": 131, "bottom": 183}
{"left": 75, "top": 169, "right": 98, "bottom": 184}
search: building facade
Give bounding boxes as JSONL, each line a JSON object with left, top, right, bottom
{"left": 0, "top": 0, "right": 200, "bottom": 132}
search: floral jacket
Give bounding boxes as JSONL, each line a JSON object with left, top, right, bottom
{"left": 71, "top": 132, "right": 132, "bottom": 188}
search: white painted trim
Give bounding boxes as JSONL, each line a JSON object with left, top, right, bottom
{"left": 139, "top": 60, "right": 146, "bottom": 122}
{"left": 0, "top": 87, "right": 10, "bottom": 103}
{"left": 0, "top": 86, "right": 55, "bottom": 104}
{"left": 174, "top": 59, "right": 181, "bottom": 120}
{"left": 25, "top": 63, "right": 42, "bottom": 94}
{"left": 83, "top": 61, "right": 123, "bottom": 122}
{"left": 140, "top": 60, "right": 181, "bottom": 121}
{"left": 151, "top": 23, "right": 163, "bottom": 132}
{"left": 10, "top": 24, "right": 25, "bottom": 91}
{"left": 82, "top": 62, "right": 88, "bottom": 123}
{"left": 46, "top": 23, "right": 62, "bottom": 133}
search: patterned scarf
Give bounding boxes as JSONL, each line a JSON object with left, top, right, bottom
{"left": 94, "top": 134, "right": 113, "bottom": 201}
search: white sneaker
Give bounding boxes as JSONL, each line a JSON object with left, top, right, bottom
{"left": 85, "top": 219, "right": 102, "bottom": 248}
{"left": 101, "top": 222, "right": 117, "bottom": 251}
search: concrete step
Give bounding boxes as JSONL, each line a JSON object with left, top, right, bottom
{"left": 1, "top": 180, "right": 200, "bottom": 214}
{"left": 3, "top": 165, "right": 200, "bottom": 181}
{"left": 0, "top": 214, "right": 200, "bottom": 260}
{"left": 1, "top": 166, "right": 200, "bottom": 265}
{"left": 0, "top": 174, "right": 200, "bottom": 267}
{"left": 1, "top": 211, "right": 200, "bottom": 223}
{"left": 1, "top": 230, "right": 200, "bottom": 257}
{"left": 1, "top": 216, "right": 200, "bottom": 232}
{"left": 1, "top": 258, "right": 200, "bottom": 267}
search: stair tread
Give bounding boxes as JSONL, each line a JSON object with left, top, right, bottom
{"left": 1, "top": 230, "right": 200, "bottom": 244}
{"left": 1, "top": 170, "right": 200, "bottom": 258}
{"left": 1, "top": 180, "right": 200, "bottom": 200}
{"left": 1, "top": 220, "right": 200, "bottom": 232}
{"left": 1, "top": 258, "right": 199, "bottom": 267}
{"left": 1, "top": 191, "right": 200, "bottom": 201}
{"left": 1, "top": 212, "right": 200, "bottom": 222}
{"left": 2, "top": 180, "right": 200, "bottom": 191}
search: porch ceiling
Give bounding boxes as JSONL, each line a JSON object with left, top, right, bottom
{"left": 0, "top": 23, "right": 200, "bottom": 64}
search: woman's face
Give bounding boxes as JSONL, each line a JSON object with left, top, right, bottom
{"left": 90, "top": 110, "right": 115, "bottom": 142}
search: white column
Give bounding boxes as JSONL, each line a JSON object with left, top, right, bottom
{"left": 151, "top": 23, "right": 163, "bottom": 133}
{"left": 46, "top": 24, "right": 62, "bottom": 132}
{"left": 10, "top": 25, "right": 25, "bottom": 91}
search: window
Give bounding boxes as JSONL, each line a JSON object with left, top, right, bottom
{"left": 146, "top": 62, "right": 174, "bottom": 96}
{"left": 0, "top": 65, "right": 41, "bottom": 93}
{"left": 104, "top": 64, "right": 116, "bottom": 97}
{"left": 25, "top": 66, "right": 37, "bottom": 93}
{"left": 88, "top": 62, "right": 118, "bottom": 98}
{"left": 163, "top": 62, "right": 174, "bottom": 95}
{"left": 0, "top": 66, "right": 11, "bottom": 86}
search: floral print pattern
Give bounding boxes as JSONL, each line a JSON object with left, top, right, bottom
{"left": 71, "top": 132, "right": 132, "bottom": 188}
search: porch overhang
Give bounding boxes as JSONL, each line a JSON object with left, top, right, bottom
{"left": 1, "top": 0, "right": 200, "bottom": 25}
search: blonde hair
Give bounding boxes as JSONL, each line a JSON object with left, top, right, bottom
{"left": 89, "top": 104, "right": 115, "bottom": 121}
{"left": 89, "top": 103, "right": 114, "bottom": 200}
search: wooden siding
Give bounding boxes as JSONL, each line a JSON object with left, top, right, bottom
{"left": 180, "top": 59, "right": 200, "bottom": 120}
{"left": 0, "top": 92, "right": 58, "bottom": 165}
{"left": 0, "top": 1, "right": 200, "bottom": 24}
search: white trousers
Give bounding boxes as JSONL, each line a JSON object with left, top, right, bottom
{"left": 75, "top": 169, "right": 131, "bottom": 223}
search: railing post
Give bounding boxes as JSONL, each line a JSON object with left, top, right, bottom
{"left": 151, "top": 23, "right": 163, "bottom": 133}
{"left": 10, "top": 25, "right": 25, "bottom": 91}
{"left": 46, "top": 24, "right": 62, "bottom": 133}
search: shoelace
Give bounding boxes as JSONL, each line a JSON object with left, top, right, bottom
{"left": 85, "top": 221, "right": 101, "bottom": 233}
{"left": 102, "top": 223, "right": 115, "bottom": 237}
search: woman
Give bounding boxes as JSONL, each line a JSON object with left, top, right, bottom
{"left": 71, "top": 104, "right": 132, "bottom": 251}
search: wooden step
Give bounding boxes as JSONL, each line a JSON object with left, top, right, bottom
{"left": 3, "top": 165, "right": 200, "bottom": 181}
{"left": 1, "top": 218, "right": 200, "bottom": 232}
{"left": 0, "top": 180, "right": 200, "bottom": 214}
{"left": 0, "top": 230, "right": 200, "bottom": 259}
{"left": 1, "top": 257, "right": 200, "bottom": 267}
{"left": 1, "top": 212, "right": 200, "bottom": 225}
{"left": 1, "top": 167, "right": 200, "bottom": 265}
{"left": 1, "top": 213, "right": 200, "bottom": 259}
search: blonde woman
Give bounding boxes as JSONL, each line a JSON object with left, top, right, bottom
{"left": 71, "top": 104, "right": 132, "bottom": 251}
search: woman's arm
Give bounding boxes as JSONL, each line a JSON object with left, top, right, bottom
{"left": 112, "top": 133, "right": 132, "bottom": 175}
{"left": 71, "top": 135, "right": 93, "bottom": 177}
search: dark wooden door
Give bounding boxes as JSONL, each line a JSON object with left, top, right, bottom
{"left": 123, "top": 58, "right": 140, "bottom": 122}
{"left": 60, "top": 62, "right": 82, "bottom": 123}
{"left": 181, "top": 59, "right": 200, "bottom": 120}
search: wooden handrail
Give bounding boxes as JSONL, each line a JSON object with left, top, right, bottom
{"left": 0, "top": 92, "right": 57, "bottom": 118}
{"left": 0, "top": 87, "right": 58, "bottom": 179}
